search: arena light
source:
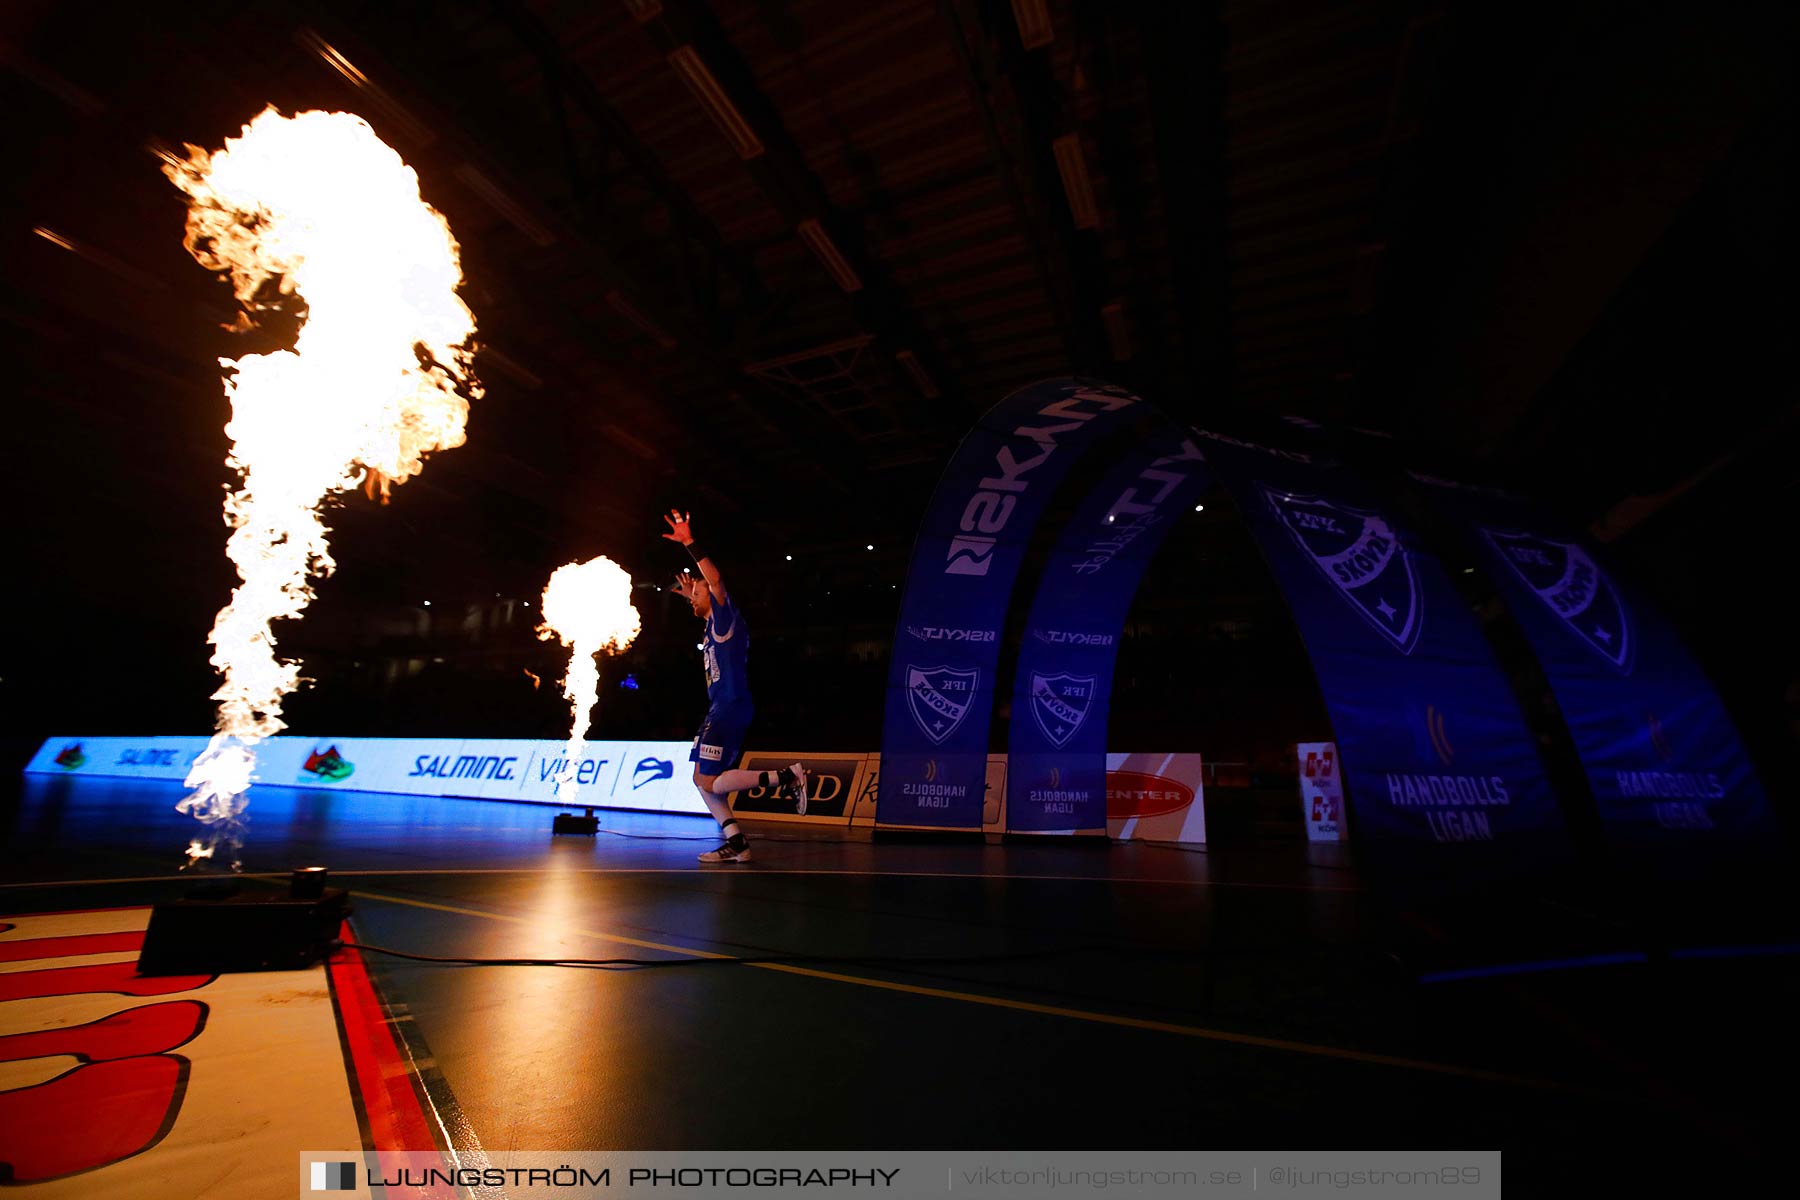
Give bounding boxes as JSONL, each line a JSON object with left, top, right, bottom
{"left": 166, "top": 108, "right": 478, "bottom": 868}
{"left": 1052, "top": 134, "right": 1099, "bottom": 230}
{"left": 32, "top": 221, "right": 166, "bottom": 290}
{"left": 895, "top": 349, "right": 940, "bottom": 399}
{"left": 481, "top": 344, "right": 544, "bottom": 390}
{"left": 1011, "top": 0, "right": 1054, "bottom": 49}
{"left": 796, "top": 218, "right": 863, "bottom": 293}
{"left": 602, "top": 421, "right": 663, "bottom": 461}
{"left": 293, "top": 29, "right": 436, "bottom": 149}
{"left": 605, "top": 290, "right": 678, "bottom": 350}
{"left": 453, "top": 163, "right": 557, "bottom": 247}
{"left": 668, "top": 46, "right": 764, "bottom": 159}
{"left": 1101, "top": 301, "right": 1131, "bottom": 361}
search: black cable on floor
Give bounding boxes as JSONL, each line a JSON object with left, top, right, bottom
{"left": 594, "top": 829, "right": 720, "bottom": 841}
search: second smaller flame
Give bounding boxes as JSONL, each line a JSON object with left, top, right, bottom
{"left": 538, "top": 558, "right": 642, "bottom": 804}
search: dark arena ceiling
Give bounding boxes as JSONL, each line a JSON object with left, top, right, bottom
{"left": 2, "top": 1, "right": 1793, "bottom": 757}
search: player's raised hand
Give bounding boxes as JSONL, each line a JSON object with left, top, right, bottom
{"left": 662, "top": 508, "right": 693, "bottom": 545}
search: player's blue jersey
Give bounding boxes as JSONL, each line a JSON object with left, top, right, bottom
{"left": 702, "top": 592, "right": 750, "bottom": 708}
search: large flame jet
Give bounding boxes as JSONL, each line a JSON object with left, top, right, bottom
{"left": 165, "top": 108, "right": 479, "bottom": 865}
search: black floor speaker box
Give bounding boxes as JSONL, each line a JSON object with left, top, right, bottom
{"left": 553, "top": 810, "right": 599, "bottom": 835}
{"left": 136, "top": 888, "right": 352, "bottom": 975}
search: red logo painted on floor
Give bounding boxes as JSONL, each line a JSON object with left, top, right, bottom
{"left": 0, "top": 912, "right": 214, "bottom": 1183}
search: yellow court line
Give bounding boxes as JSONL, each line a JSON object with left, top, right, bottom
{"left": 351, "top": 888, "right": 1606, "bottom": 1097}
{"left": 0, "top": 868, "right": 1363, "bottom": 893}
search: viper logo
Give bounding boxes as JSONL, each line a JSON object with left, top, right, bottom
{"left": 53, "top": 743, "right": 87, "bottom": 770}
{"left": 633, "top": 756, "right": 675, "bottom": 789}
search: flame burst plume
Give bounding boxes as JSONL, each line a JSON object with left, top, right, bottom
{"left": 165, "top": 108, "right": 479, "bottom": 865}
{"left": 538, "top": 558, "right": 642, "bottom": 804}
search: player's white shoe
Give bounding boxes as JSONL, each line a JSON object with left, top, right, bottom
{"left": 783, "top": 762, "right": 810, "bottom": 815}
{"left": 698, "top": 842, "right": 752, "bottom": 864}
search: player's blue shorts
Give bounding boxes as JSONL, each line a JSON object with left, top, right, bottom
{"left": 690, "top": 703, "right": 753, "bottom": 772}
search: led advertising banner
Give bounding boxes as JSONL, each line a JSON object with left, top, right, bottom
{"left": 24, "top": 736, "right": 710, "bottom": 815}
{"left": 728, "top": 750, "right": 869, "bottom": 825}
{"left": 847, "top": 752, "right": 1203, "bottom": 842}
{"left": 1297, "top": 741, "right": 1345, "bottom": 842}
{"left": 28, "top": 738, "right": 1209, "bottom": 843}
{"left": 1007, "top": 431, "right": 1210, "bottom": 831}
{"left": 850, "top": 752, "right": 1009, "bottom": 832}
{"left": 879, "top": 378, "right": 1146, "bottom": 828}
{"left": 1197, "top": 433, "right": 1568, "bottom": 875}
{"left": 1414, "top": 473, "right": 1773, "bottom": 858}
{"left": 1104, "top": 752, "right": 1206, "bottom": 843}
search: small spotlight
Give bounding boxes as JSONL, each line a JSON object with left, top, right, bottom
{"left": 1194, "top": 504, "right": 1205, "bottom": 513}
{"left": 785, "top": 554, "right": 793, "bottom": 561}
{"left": 1463, "top": 568, "right": 1474, "bottom": 574}
{"left": 423, "top": 600, "right": 431, "bottom": 606}
{"left": 696, "top": 642, "right": 704, "bottom": 651}
{"left": 865, "top": 544, "right": 873, "bottom": 551}
{"left": 290, "top": 866, "right": 329, "bottom": 899}
{"left": 1106, "top": 515, "right": 1115, "bottom": 523}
